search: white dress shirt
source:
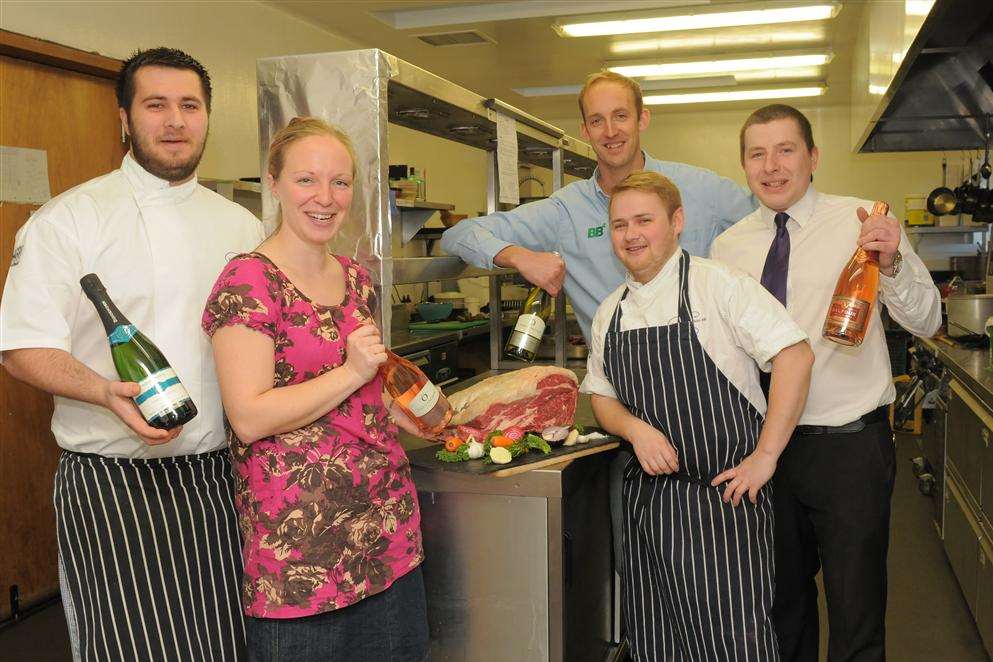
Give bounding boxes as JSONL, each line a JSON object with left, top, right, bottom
{"left": 1, "top": 153, "right": 264, "bottom": 458}
{"left": 710, "top": 187, "right": 941, "bottom": 426}
{"left": 581, "top": 251, "right": 808, "bottom": 414}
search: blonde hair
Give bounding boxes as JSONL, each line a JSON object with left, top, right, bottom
{"left": 266, "top": 116, "right": 357, "bottom": 179}
{"left": 578, "top": 71, "right": 644, "bottom": 121}
{"left": 610, "top": 170, "right": 683, "bottom": 217}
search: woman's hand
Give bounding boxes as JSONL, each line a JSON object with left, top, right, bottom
{"left": 388, "top": 399, "right": 426, "bottom": 438}
{"left": 711, "top": 451, "right": 777, "bottom": 506}
{"left": 344, "top": 323, "right": 387, "bottom": 383}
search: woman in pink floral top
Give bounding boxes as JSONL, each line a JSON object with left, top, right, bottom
{"left": 203, "top": 118, "right": 427, "bottom": 661}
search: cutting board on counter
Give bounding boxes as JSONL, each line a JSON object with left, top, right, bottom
{"left": 409, "top": 319, "right": 490, "bottom": 331}
{"left": 407, "top": 432, "right": 620, "bottom": 478}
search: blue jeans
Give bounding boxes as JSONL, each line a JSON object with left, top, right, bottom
{"left": 246, "top": 566, "right": 429, "bottom": 662}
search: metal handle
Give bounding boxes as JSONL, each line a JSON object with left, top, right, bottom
{"left": 983, "top": 428, "right": 990, "bottom": 449}
{"left": 563, "top": 531, "right": 573, "bottom": 590}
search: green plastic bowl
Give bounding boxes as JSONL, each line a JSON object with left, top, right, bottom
{"left": 416, "top": 302, "right": 453, "bottom": 322}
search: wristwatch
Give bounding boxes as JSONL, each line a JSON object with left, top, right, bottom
{"left": 885, "top": 250, "right": 903, "bottom": 278}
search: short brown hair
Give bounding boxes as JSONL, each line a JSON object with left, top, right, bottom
{"left": 610, "top": 170, "right": 682, "bottom": 218}
{"left": 267, "top": 116, "right": 357, "bottom": 179}
{"left": 739, "top": 104, "right": 815, "bottom": 160}
{"left": 578, "top": 71, "right": 643, "bottom": 121}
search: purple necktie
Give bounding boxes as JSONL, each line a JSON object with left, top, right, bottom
{"left": 760, "top": 212, "right": 790, "bottom": 306}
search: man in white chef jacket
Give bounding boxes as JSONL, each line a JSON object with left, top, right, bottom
{"left": 710, "top": 103, "right": 942, "bottom": 662}
{"left": 1, "top": 48, "right": 262, "bottom": 661}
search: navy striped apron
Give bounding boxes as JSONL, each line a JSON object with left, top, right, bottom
{"left": 604, "top": 251, "right": 778, "bottom": 661}
{"left": 54, "top": 448, "right": 245, "bottom": 661}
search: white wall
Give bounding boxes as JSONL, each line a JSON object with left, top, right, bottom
{"left": 1, "top": 0, "right": 361, "bottom": 180}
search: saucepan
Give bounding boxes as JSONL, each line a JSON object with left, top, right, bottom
{"left": 927, "top": 159, "right": 958, "bottom": 216}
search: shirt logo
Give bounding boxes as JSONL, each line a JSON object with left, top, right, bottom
{"left": 10, "top": 245, "right": 23, "bottom": 266}
{"left": 587, "top": 224, "right": 605, "bottom": 238}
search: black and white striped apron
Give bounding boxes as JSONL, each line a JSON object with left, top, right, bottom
{"left": 54, "top": 448, "right": 245, "bottom": 661}
{"left": 604, "top": 250, "right": 778, "bottom": 661}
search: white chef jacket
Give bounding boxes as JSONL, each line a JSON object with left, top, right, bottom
{"left": 710, "top": 187, "right": 941, "bottom": 426}
{"left": 581, "top": 250, "right": 808, "bottom": 414}
{"left": 0, "top": 153, "right": 264, "bottom": 458}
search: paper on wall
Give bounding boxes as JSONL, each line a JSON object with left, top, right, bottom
{"left": 0, "top": 146, "right": 51, "bottom": 205}
{"left": 495, "top": 112, "right": 519, "bottom": 206}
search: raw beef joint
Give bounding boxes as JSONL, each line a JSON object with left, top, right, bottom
{"left": 448, "top": 366, "right": 579, "bottom": 438}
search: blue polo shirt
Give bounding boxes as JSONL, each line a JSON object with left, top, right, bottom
{"left": 439, "top": 153, "right": 756, "bottom": 341}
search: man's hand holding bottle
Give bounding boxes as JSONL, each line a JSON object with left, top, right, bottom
{"left": 495, "top": 246, "right": 566, "bottom": 296}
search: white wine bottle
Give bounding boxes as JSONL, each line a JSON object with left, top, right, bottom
{"left": 80, "top": 274, "right": 197, "bottom": 430}
{"left": 504, "top": 285, "right": 552, "bottom": 362}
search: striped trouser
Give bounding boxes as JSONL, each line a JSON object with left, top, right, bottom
{"left": 54, "top": 449, "right": 246, "bottom": 662}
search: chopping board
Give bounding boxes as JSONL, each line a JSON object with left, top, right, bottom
{"left": 407, "top": 431, "right": 620, "bottom": 478}
{"left": 409, "top": 319, "right": 490, "bottom": 331}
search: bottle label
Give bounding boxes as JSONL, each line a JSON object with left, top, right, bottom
{"left": 514, "top": 313, "right": 546, "bottom": 341}
{"left": 109, "top": 324, "right": 137, "bottom": 345}
{"left": 827, "top": 296, "right": 870, "bottom": 333}
{"left": 134, "top": 368, "right": 192, "bottom": 421}
{"left": 400, "top": 380, "right": 440, "bottom": 418}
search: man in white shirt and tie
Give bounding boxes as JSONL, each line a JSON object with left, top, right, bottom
{"left": 711, "top": 104, "right": 942, "bottom": 662}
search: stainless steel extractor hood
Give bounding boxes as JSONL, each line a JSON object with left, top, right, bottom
{"left": 857, "top": 0, "right": 993, "bottom": 153}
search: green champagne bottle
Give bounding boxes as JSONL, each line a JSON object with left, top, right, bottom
{"left": 80, "top": 274, "right": 197, "bottom": 430}
{"left": 504, "top": 285, "right": 552, "bottom": 362}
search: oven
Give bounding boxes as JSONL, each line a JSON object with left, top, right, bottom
{"left": 903, "top": 343, "right": 949, "bottom": 536}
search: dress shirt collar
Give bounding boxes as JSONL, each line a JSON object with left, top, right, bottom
{"left": 624, "top": 247, "right": 681, "bottom": 302}
{"left": 758, "top": 185, "right": 817, "bottom": 229}
{"left": 121, "top": 152, "right": 198, "bottom": 205}
{"left": 591, "top": 150, "right": 656, "bottom": 201}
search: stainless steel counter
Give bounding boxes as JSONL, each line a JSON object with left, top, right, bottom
{"left": 389, "top": 319, "right": 510, "bottom": 356}
{"left": 402, "top": 367, "right": 618, "bottom": 662}
{"left": 919, "top": 337, "right": 993, "bottom": 409}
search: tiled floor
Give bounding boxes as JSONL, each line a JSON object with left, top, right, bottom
{"left": 0, "top": 436, "right": 988, "bottom": 661}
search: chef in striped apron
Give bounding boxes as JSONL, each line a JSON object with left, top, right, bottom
{"left": 1, "top": 48, "right": 262, "bottom": 660}
{"left": 581, "top": 171, "right": 813, "bottom": 661}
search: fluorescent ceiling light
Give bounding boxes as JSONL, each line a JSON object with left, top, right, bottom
{"left": 514, "top": 76, "right": 735, "bottom": 97}
{"left": 905, "top": 0, "right": 935, "bottom": 17}
{"left": 868, "top": 84, "right": 889, "bottom": 96}
{"left": 373, "top": 0, "right": 706, "bottom": 30}
{"left": 559, "top": 3, "right": 840, "bottom": 37}
{"left": 643, "top": 86, "right": 826, "bottom": 105}
{"left": 609, "top": 26, "right": 827, "bottom": 55}
{"left": 733, "top": 66, "right": 824, "bottom": 81}
{"left": 610, "top": 52, "right": 833, "bottom": 78}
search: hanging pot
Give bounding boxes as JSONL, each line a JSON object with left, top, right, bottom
{"left": 961, "top": 184, "right": 981, "bottom": 215}
{"left": 927, "top": 158, "right": 958, "bottom": 216}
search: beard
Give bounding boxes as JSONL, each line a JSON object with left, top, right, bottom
{"left": 127, "top": 119, "right": 208, "bottom": 183}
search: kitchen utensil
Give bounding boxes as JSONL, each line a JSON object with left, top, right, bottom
{"left": 927, "top": 158, "right": 958, "bottom": 216}
{"left": 416, "top": 301, "right": 453, "bottom": 322}
{"left": 960, "top": 184, "right": 980, "bottom": 215}
{"left": 981, "top": 115, "right": 992, "bottom": 180}
{"left": 946, "top": 293, "right": 993, "bottom": 337}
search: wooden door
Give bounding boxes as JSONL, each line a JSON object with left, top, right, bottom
{"left": 0, "top": 31, "right": 125, "bottom": 620}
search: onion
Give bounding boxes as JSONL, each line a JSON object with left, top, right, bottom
{"left": 541, "top": 426, "right": 570, "bottom": 442}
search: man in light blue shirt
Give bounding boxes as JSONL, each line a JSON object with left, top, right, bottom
{"left": 441, "top": 71, "right": 756, "bottom": 340}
